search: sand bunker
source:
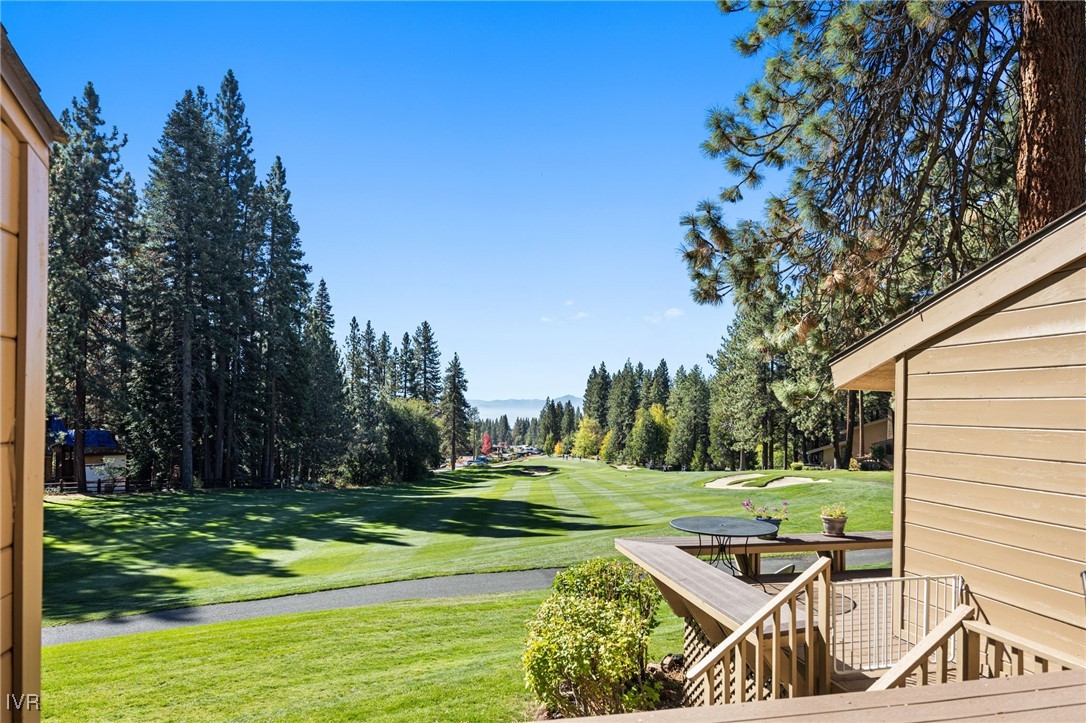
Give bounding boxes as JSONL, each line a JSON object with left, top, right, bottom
{"left": 704, "top": 473, "right": 764, "bottom": 489}
{"left": 753, "top": 476, "right": 830, "bottom": 488}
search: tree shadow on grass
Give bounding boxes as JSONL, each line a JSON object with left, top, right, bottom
{"left": 44, "top": 464, "right": 623, "bottom": 623}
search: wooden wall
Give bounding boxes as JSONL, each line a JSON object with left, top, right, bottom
{"left": 897, "top": 258, "right": 1086, "bottom": 660}
{"left": 1, "top": 62, "right": 50, "bottom": 723}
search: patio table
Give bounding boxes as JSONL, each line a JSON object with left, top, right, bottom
{"left": 670, "top": 515, "right": 779, "bottom": 579}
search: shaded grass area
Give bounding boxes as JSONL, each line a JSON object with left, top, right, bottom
{"left": 43, "top": 590, "right": 687, "bottom": 722}
{"left": 45, "top": 458, "right": 892, "bottom": 624}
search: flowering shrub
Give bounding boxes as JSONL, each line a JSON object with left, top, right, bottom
{"left": 742, "top": 499, "right": 789, "bottom": 520}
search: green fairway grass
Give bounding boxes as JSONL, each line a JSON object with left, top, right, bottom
{"left": 45, "top": 458, "right": 892, "bottom": 624}
{"left": 42, "top": 590, "right": 686, "bottom": 722}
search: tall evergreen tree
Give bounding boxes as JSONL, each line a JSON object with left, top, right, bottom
{"left": 299, "top": 280, "right": 349, "bottom": 482}
{"left": 345, "top": 317, "right": 365, "bottom": 414}
{"left": 438, "top": 353, "right": 471, "bottom": 468}
{"left": 413, "top": 321, "right": 442, "bottom": 404}
{"left": 143, "top": 87, "right": 227, "bottom": 489}
{"left": 256, "top": 157, "right": 311, "bottom": 483}
{"left": 606, "top": 361, "right": 640, "bottom": 452}
{"left": 48, "top": 83, "right": 130, "bottom": 490}
{"left": 666, "top": 365, "right": 711, "bottom": 470}
{"left": 209, "top": 70, "right": 259, "bottom": 483}
{"left": 395, "top": 331, "right": 418, "bottom": 398}
{"left": 583, "top": 362, "right": 610, "bottom": 428}
{"left": 645, "top": 359, "right": 671, "bottom": 410}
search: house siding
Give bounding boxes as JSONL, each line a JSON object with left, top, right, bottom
{"left": 1, "top": 59, "right": 51, "bottom": 721}
{"left": 901, "top": 258, "right": 1086, "bottom": 660}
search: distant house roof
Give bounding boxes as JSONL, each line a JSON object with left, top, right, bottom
{"left": 830, "top": 203, "right": 1086, "bottom": 391}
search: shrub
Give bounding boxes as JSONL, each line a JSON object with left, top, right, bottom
{"left": 789, "top": 461, "right": 804, "bottom": 471}
{"left": 524, "top": 559, "right": 661, "bottom": 717}
{"left": 552, "top": 558, "right": 659, "bottom": 634}
{"left": 524, "top": 595, "right": 650, "bottom": 717}
{"left": 848, "top": 457, "right": 861, "bottom": 471}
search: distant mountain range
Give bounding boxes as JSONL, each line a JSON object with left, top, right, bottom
{"left": 469, "top": 395, "right": 582, "bottom": 422}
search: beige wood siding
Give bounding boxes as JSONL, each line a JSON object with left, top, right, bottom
{"left": 902, "top": 259, "right": 1086, "bottom": 661}
{"left": 1, "top": 68, "right": 50, "bottom": 722}
{"left": 0, "top": 115, "right": 20, "bottom": 718}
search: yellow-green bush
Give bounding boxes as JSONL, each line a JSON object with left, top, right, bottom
{"left": 523, "top": 559, "right": 661, "bottom": 717}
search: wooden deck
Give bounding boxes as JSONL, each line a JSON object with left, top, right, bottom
{"left": 589, "top": 669, "right": 1086, "bottom": 721}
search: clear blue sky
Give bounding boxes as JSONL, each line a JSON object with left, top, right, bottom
{"left": 5, "top": 1, "right": 777, "bottom": 400}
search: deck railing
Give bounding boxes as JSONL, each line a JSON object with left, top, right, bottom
{"left": 869, "top": 604, "right": 976, "bottom": 689}
{"left": 869, "top": 608, "right": 1086, "bottom": 691}
{"left": 830, "top": 574, "right": 963, "bottom": 673}
{"left": 685, "top": 557, "right": 832, "bottom": 704}
{"left": 961, "top": 620, "right": 1084, "bottom": 679}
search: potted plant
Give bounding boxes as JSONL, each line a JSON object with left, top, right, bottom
{"left": 742, "top": 499, "right": 789, "bottom": 539}
{"left": 821, "top": 502, "right": 848, "bottom": 536}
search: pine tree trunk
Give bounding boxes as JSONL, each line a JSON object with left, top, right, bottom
{"left": 1016, "top": 0, "right": 1086, "bottom": 239}
{"left": 180, "top": 311, "right": 194, "bottom": 489}
{"left": 838, "top": 390, "right": 857, "bottom": 469}
{"left": 450, "top": 413, "right": 457, "bottom": 470}
{"left": 857, "top": 391, "right": 865, "bottom": 458}
{"left": 74, "top": 333, "right": 88, "bottom": 493}
{"left": 782, "top": 421, "right": 789, "bottom": 466}
{"left": 214, "top": 351, "right": 227, "bottom": 483}
{"left": 264, "top": 373, "right": 277, "bottom": 484}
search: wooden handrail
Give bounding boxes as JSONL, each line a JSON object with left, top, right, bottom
{"left": 686, "top": 557, "right": 832, "bottom": 704}
{"left": 869, "top": 604, "right": 975, "bottom": 691}
{"left": 962, "top": 620, "right": 1085, "bottom": 676}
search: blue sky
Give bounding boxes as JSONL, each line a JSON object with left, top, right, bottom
{"left": 4, "top": 1, "right": 777, "bottom": 400}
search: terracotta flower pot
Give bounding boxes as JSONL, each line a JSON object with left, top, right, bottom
{"left": 822, "top": 516, "right": 847, "bottom": 537}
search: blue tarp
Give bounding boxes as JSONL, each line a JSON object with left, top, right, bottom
{"left": 48, "top": 416, "right": 119, "bottom": 448}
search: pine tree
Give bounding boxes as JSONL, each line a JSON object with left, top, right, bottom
{"left": 126, "top": 238, "right": 176, "bottom": 480}
{"left": 644, "top": 359, "right": 670, "bottom": 410}
{"left": 512, "top": 417, "right": 529, "bottom": 445}
{"left": 666, "top": 365, "right": 710, "bottom": 470}
{"left": 438, "top": 353, "right": 471, "bottom": 468}
{"left": 345, "top": 317, "right": 365, "bottom": 414}
{"left": 299, "top": 280, "right": 349, "bottom": 482}
{"left": 414, "top": 321, "right": 442, "bottom": 405}
{"left": 256, "top": 157, "right": 311, "bottom": 483}
{"left": 682, "top": 1, "right": 1084, "bottom": 381}
{"left": 48, "top": 83, "right": 130, "bottom": 491}
{"left": 606, "top": 361, "right": 640, "bottom": 452}
{"left": 395, "top": 332, "right": 418, "bottom": 398}
{"left": 209, "top": 70, "right": 259, "bottom": 483}
{"left": 583, "top": 362, "right": 610, "bottom": 428}
{"left": 143, "top": 86, "right": 227, "bottom": 489}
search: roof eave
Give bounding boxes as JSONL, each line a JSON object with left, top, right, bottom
{"left": 830, "top": 202, "right": 1086, "bottom": 392}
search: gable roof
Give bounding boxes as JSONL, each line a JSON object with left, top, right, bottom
{"left": 830, "top": 202, "right": 1086, "bottom": 391}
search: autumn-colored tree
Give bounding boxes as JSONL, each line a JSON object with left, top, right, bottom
{"left": 553, "top": 439, "right": 565, "bottom": 456}
{"left": 482, "top": 432, "right": 492, "bottom": 456}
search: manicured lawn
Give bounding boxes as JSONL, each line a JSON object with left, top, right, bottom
{"left": 42, "top": 590, "right": 687, "bottom": 722}
{"left": 45, "top": 458, "right": 892, "bottom": 624}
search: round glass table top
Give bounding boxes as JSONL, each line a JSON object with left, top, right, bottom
{"left": 669, "top": 515, "right": 779, "bottom": 538}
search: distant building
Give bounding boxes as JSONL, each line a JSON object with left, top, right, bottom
{"left": 805, "top": 417, "right": 891, "bottom": 467}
